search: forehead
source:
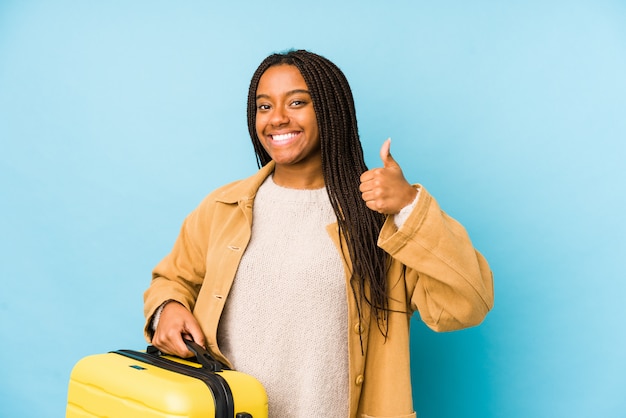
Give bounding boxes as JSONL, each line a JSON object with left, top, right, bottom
{"left": 256, "top": 64, "right": 309, "bottom": 95}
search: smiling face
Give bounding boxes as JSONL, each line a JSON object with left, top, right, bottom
{"left": 255, "top": 64, "right": 322, "bottom": 188}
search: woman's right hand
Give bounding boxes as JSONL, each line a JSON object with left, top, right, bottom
{"left": 151, "top": 301, "right": 206, "bottom": 358}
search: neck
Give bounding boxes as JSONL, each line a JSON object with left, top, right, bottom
{"left": 272, "top": 165, "right": 325, "bottom": 189}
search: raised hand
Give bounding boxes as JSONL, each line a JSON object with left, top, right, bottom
{"left": 359, "top": 138, "right": 417, "bottom": 215}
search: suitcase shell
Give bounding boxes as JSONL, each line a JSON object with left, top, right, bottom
{"left": 66, "top": 344, "right": 268, "bottom": 418}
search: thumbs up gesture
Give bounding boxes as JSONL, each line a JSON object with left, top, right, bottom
{"left": 359, "top": 138, "right": 417, "bottom": 215}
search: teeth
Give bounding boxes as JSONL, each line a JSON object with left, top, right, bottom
{"left": 272, "top": 132, "right": 297, "bottom": 142}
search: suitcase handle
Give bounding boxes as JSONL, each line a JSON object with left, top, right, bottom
{"left": 145, "top": 340, "right": 227, "bottom": 372}
{"left": 183, "top": 339, "right": 225, "bottom": 372}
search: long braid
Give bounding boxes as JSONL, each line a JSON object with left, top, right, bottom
{"left": 246, "top": 50, "right": 390, "bottom": 335}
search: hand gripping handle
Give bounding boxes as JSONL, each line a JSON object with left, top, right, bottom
{"left": 183, "top": 339, "right": 226, "bottom": 372}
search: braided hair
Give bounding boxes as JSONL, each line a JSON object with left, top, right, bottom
{"left": 246, "top": 49, "right": 390, "bottom": 335}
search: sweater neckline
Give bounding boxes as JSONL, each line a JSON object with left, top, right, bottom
{"left": 260, "top": 175, "right": 329, "bottom": 203}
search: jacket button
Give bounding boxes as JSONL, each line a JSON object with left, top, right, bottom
{"left": 355, "top": 375, "right": 364, "bottom": 385}
{"left": 353, "top": 323, "right": 364, "bottom": 334}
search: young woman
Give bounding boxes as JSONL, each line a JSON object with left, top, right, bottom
{"left": 144, "top": 49, "right": 494, "bottom": 418}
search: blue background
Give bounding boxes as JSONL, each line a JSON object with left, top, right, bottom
{"left": 1, "top": 1, "right": 625, "bottom": 417}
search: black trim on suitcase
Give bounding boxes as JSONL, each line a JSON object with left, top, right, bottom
{"left": 112, "top": 347, "right": 235, "bottom": 418}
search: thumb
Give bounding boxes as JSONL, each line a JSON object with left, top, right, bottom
{"left": 380, "top": 138, "right": 398, "bottom": 168}
{"left": 186, "top": 322, "right": 206, "bottom": 349}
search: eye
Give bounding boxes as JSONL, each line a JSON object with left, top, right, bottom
{"left": 290, "top": 99, "right": 307, "bottom": 107}
{"left": 256, "top": 103, "right": 271, "bottom": 111}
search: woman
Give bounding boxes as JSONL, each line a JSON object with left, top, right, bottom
{"left": 144, "top": 49, "right": 494, "bottom": 418}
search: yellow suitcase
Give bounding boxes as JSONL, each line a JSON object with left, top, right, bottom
{"left": 66, "top": 340, "right": 268, "bottom": 418}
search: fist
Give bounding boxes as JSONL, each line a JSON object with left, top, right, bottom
{"left": 151, "top": 301, "right": 206, "bottom": 358}
{"left": 359, "top": 138, "right": 417, "bottom": 214}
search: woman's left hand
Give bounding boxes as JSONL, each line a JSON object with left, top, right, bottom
{"left": 359, "top": 138, "right": 417, "bottom": 215}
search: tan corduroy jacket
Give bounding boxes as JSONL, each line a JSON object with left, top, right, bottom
{"left": 144, "top": 161, "right": 494, "bottom": 418}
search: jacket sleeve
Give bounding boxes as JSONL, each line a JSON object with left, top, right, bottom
{"left": 142, "top": 199, "right": 211, "bottom": 341}
{"left": 378, "top": 185, "right": 494, "bottom": 332}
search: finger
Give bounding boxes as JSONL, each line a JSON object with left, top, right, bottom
{"left": 359, "top": 178, "right": 375, "bottom": 193}
{"left": 360, "top": 190, "right": 374, "bottom": 203}
{"left": 379, "top": 138, "right": 390, "bottom": 164}
{"left": 153, "top": 331, "right": 186, "bottom": 357}
{"left": 365, "top": 199, "right": 385, "bottom": 214}
{"left": 380, "top": 138, "right": 395, "bottom": 168}
{"left": 185, "top": 322, "right": 207, "bottom": 349}
{"left": 360, "top": 169, "right": 374, "bottom": 184}
{"left": 177, "top": 333, "right": 195, "bottom": 357}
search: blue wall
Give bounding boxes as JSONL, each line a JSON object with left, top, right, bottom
{"left": 1, "top": 1, "right": 625, "bottom": 417}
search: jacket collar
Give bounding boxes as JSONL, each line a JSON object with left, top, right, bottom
{"left": 214, "top": 161, "right": 275, "bottom": 204}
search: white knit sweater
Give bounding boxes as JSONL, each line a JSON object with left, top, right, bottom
{"left": 217, "top": 175, "right": 349, "bottom": 418}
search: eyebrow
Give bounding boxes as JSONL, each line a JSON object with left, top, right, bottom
{"left": 256, "top": 89, "right": 311, "bottom": 100}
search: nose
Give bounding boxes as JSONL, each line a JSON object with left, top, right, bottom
{"left": 269, "top": 106, "right": 289, "bottom": 127}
